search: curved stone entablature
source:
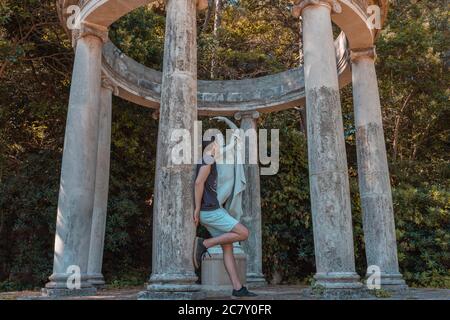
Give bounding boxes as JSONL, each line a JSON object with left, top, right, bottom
{"left": 101, "top": 32, "right": 350, "bottom": 115}
{"left": 57, "top": 0, "right": 388, "bottom": 115}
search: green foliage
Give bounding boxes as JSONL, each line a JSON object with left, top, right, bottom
{"left": 106, "top": 268, "right": 148, "bottom": 289}
{"left": 101, "top": 100, "right": 157, "bottom": 280}
{"left": 376, "top": 0, "right": 449, "bottom": 162}
{"left": 0, "top": 0, "right": 448, "bottom": 291}
{"left": 394, "top": 183, "right": 450, "bottom": 288}
{"left": 259, "top": 111, "right": 315, "bottom": 282}
{"left": 199, "top": 0, "right": 300, "bottom": 79}
{"left": 110, "top": 7, "right": 165, "bottom": 70}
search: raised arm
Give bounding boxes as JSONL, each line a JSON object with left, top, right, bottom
{"left": 194, "top": 165, "right": 212, "bottom": 226}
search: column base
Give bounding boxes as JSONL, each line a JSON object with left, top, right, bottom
{"left": 310, "top": 272, "right": 365, "bottom": 299}
{"left": 41, "top": 287, "right": 97, "bottom": 297}
{"left": 365, "top": 272, "right": 408, "bottom": 291}
{"left": 246, "top": 273, "right": 267, "bottom": 288}
{"left": 314, "top": 272, "right": 363, "bottom": 289}
{"left": 42, "top": 273, "right": 97, "bottom": 297}
{"left": 138, "top": 284, "right": 206, "bottom": 300}
{"left": 138, "top": 273, "right": 206, "bottom": 300}
{"left": 88, "top": 273, "right": 106, "bottom": 288}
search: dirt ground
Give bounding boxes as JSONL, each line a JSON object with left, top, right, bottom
{"left": 1, "top": 285, "right": 449, "bottom": 300}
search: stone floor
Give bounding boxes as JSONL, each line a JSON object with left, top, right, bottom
{"left": 1, "top": 285, "right": 449, "bottom": 300}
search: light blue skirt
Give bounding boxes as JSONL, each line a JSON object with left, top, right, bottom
{"left": 200, "top": 207, "right": 239, "bottom": 237}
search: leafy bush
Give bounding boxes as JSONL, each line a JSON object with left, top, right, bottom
{"left": 394, "top": 183, "right": 449, "bottom": 287}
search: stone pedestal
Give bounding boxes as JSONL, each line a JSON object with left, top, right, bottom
{"left": 351, "top": 48, "right": 407, "bottom": 291}
{"left": 138, "top": 0, "right": 205, "bottom": 300}
{"left": 43, "top": 23, "right": 108, "bottom": 297}
{"left": 87, "top": 77, "right": 115, "bottom": 288}
{"left": 201, "top": 244, "right": 247, "bottom": 293}
{"left": 235, "top": 111, "right": 266, "bottom": 287}
{"left": 297, "top": 1, "right": 362, "bottom": 290}
{"left": 42, "top": 274, "right": 97, "bottom": 297}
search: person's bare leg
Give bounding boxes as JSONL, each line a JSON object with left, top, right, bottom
{"left": 222, "top": 244, "right": 242, "bottom": 290}
{"left": 203, "top": 223, "right": 249, "bottom": 248}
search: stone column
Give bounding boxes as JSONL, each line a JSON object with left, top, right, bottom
{"left": 293, "top": 0, "right": 362, "bottom": 290}
{"left": 351, "top": 48, "right": 407, "bottom": 290}
{"left": 87, "top": 76, "right": 116, "bottom": 287}
{"left": 235, "top": 111, "right": 266, "bottom": 287}
{"left": 138, "top": 0, "right": 205, "bottom": 300}
{"left": 43, "top": 22, "right": 108, "bottom": 297}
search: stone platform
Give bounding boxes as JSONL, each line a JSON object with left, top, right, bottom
{"left": 2, "top": 286, "right": 448, "bottom": 300}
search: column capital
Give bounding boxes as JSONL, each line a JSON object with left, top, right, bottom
{"left": 72, "top": 22, "right": 109, "bottom": 47}
{"left": 350, "top": 47, "right": 377, "bottom": 62}
{"left": 292, "top": 0, "right": 342, "bottom": 18}
{"left": 101, "top": 75, "right": 119, "bottom": 95}
{"left": 197, "top": 0, "right": 209, "bottom": 11}
{"left": 234, "top": 110, "right": 260, "bottom": 121}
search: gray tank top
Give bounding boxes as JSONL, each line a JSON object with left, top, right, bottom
{"left": 196, "top": 158, "right": 220, "bottom": 211}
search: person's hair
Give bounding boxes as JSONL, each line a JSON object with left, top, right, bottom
{"left": 202, "top": 136, "right": 216, "bottom": 153}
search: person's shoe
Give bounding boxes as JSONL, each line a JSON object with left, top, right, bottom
{"left": 232, "top": 286, "right": 258, "bottom": 299}
{"left": 193, "top": 237, "right": 208, "bottom": 269}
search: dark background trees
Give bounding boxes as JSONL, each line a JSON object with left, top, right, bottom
{"left": 0, "top": 0, "right": 448, "bottom": 290}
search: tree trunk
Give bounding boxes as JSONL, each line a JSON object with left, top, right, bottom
{"left": 210, "top": 0, "right": 223, "bottom": 79}
{"left": 392, "top": 91, "right": 413, "bottom": 160}
{"left": 201, "top": 0, "right": 215, "bottom": 35}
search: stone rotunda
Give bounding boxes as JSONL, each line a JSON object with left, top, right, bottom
{"left": 44, "top": 0, "right": 407, "bottom": 299}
